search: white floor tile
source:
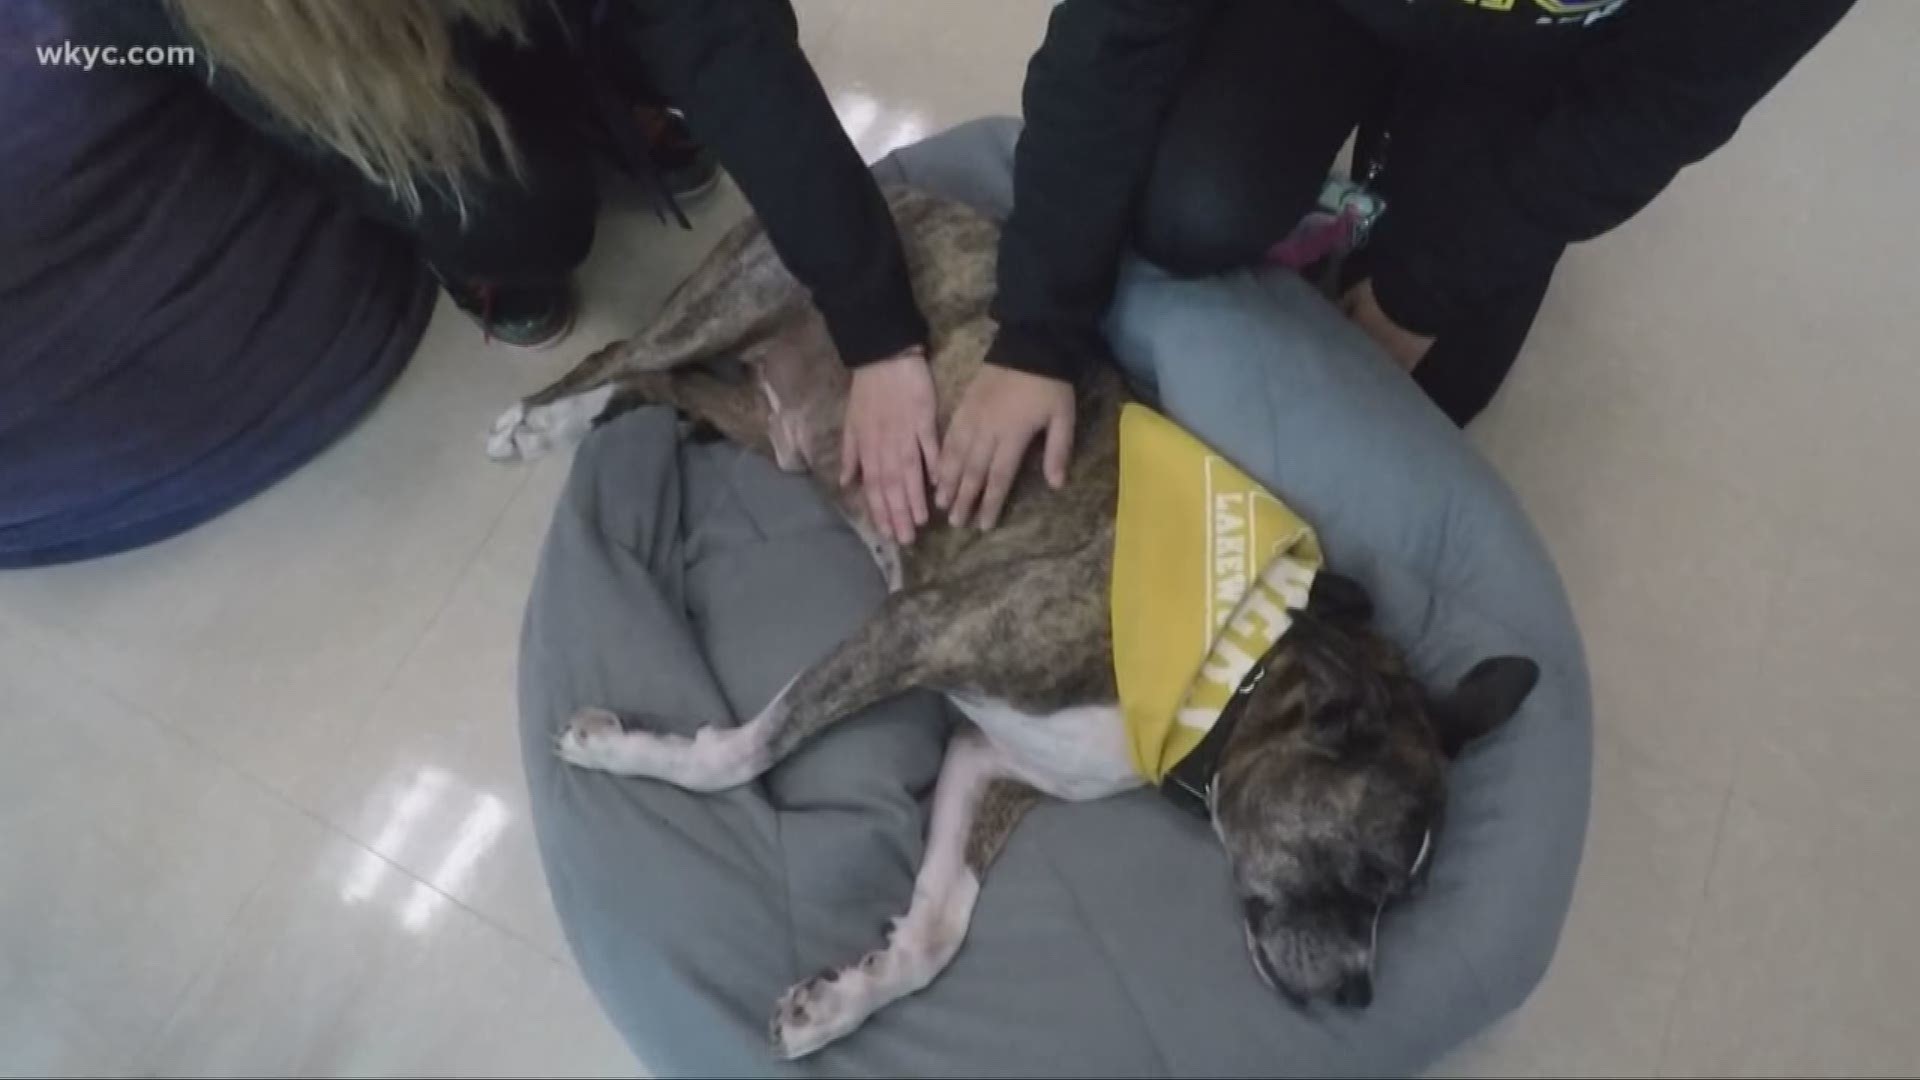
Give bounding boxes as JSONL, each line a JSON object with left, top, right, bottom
{"left": 1660, "top": 797, "right": 1920, "bottom": 1076}
{"left": 1476, "top": 335, "right": 1792, "bottom": 795}
{"left": 310, "top": 456, "right": 575, "bottom": 962}
{"left": 1431, "top": 740, "right": 1724, "bottom": 1078}
{"left": 573, "top": 176, "right": 756, "bottom": 346}
{"left": 146, "top": 830, "right": 635, "bottom": 1077}
{"left": 0, "top": 974, "right": 136, "bottom": 1077}
{"left": 1731, "top": 530, "right": 1920, "bottom": 834}
{"left": 0, "top": 622, "right": 314, "bottom": 1065}
{"left": 806, "top": 0, "right": 1051, "bottom": 162}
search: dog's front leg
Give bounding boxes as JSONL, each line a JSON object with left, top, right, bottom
{"left": 768, "top": 727, "right": 1042, "bottom": 1060}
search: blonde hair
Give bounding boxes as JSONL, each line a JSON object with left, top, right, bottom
{"left": 170, "top": 0, "right": 531, "bottom": 214}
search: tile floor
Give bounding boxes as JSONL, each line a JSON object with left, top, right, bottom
{"left": 5, "top": 1, "right": 1919, "bottom": 1075}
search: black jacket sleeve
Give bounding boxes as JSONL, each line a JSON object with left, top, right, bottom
{"left": 985, "top": 0, "right": 1217, "bottom": 383}
{"left": 1371, "top": 0, "right": 1856, "bottom": 335}
{"left": 617, "top": 0, "right": 927, "bottom": 366}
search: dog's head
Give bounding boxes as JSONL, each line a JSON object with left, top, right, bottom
{"left": 1209, "top": 571, "right": 1538, "bottom": 1009}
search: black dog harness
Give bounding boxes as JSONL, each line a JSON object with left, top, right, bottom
{"left": 1159, "top": 641, "right": 1279, "bottom": 819}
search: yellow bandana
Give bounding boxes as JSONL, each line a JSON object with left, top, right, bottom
{"left": 1110, "top": 404, "right": 1324, "bottom": 784}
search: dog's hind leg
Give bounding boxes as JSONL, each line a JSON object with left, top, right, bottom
{"left": 555, "top": 578, "right": 971, "bottom": 787}
{"left": 592, "top": 212, "right": 812, "bottom": 383}
{"left": 486, "top": 381, "right": 621, "bottom": 462}
{"left": 768, "top": 728, "right": 1043, "bottom": 1059}
{"left": 487, "top": 218, "right": 825, "bottom": 464}
{"left": 618, "top": 214, "right": 806, "bottom": 373}
{"left": 485, "top": 335, "right": 637, "bottom": 461}
{"left": 491, "top": 318, "right": 841, "bottom": 471}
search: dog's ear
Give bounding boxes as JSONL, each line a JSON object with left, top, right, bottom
{"left": 1430, "top": 657, "right": 1539, "bottom": 757}
{"left": 1306, "top": 570, "right": 1374, "bottom": 626}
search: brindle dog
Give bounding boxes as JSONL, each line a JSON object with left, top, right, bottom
{"left": 487, "top": 188, "right": 1539, "bottom": 1060}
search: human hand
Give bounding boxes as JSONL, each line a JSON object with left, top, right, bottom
{"left": 934, "top": 363, "right": 1076, "bottom": 531}
{"left": 842, "top": 348, "right": 940, "bottom": 545}
{"left": 1341, "top": 278, "right": 1435, "bottom": 372}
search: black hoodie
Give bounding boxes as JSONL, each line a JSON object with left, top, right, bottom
{"left": 987, "top": 0, "right": 1857, "bottom": 383}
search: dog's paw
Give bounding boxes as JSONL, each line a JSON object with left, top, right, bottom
{"left": 769, "top": 967, "right": 869, "bottom": 1061}
{"left": 555, "top": 711, "right": 767, "bottom": 790}
{"left": 554, "top": 707, "right": 638, "bottom": 771}
{"left": 486, "top": 385, "right": 614, "bottom": 463}
{"left": 486, "top": 402, "right": 540, "bottom": 462}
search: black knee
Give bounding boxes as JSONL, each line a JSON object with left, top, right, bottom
{"left": 1134, "top": 113, "right": 1333, "bottom": 279}
{"left": 1127, "top": 0, "right": 1372, "bottom": 278}
{"left": 1136, "top": 165, "right": 1286, "bottom": 278}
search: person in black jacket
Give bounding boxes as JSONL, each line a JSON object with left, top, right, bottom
{"left": 66, "top": 0, "right": 943, "bottom": 546}
{"left": 935, "top": 0, "right": 1856, "bottom": 532}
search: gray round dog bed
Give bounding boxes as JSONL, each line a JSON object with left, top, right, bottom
{"left": 518, "top": 118, "right": 1591, "bottom": 1077}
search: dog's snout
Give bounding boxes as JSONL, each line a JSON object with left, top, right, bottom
{"left": 1334, "top": 970, "right": 1373, "bottom": 1009}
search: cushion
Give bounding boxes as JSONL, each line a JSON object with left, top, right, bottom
{"left": 0, "top": 0, "right": 433, "bottom": 567}
{"left": 519, "top": 117, "right": 1591, "bottom": 1077}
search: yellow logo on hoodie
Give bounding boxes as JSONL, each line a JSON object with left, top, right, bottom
{"left": 1110, "top": 404, "right": 1324, "bottom": 783}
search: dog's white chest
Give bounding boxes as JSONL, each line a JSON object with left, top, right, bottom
{"left": 946, "top": 696, "right": 1141, "bottom": 802}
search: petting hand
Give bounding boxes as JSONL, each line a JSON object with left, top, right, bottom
{"left": 935, "top": 363, "right": 1076, "bottom": 531}
{"left": 842, "top": 347, "right": 940, "bottom": 545}
{"left": 1341, "top": 278, "right": 1435, "bottom": 372}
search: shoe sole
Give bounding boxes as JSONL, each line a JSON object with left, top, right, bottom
{"left": 667, "top": 164, "right": 723, "bottom": 204}
{"left": 488, "top": 298, "right": 577, "bottom": 354}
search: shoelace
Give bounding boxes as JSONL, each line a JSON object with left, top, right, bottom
{"left": 475, "top": 281, "right": 497, "bottom": 345}
{"left": 585, "top": 0, "right": 691, "bottom": 230}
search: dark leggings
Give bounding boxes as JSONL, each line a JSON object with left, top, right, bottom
{"left": 1133, "top": 0, "right": 1563, "bottom": 426}
{"left": 262, "top": 16, "right": 598, "bottom": 310}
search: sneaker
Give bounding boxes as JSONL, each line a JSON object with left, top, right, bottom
{"left": 631, "top": 104, "right": 720, "bottom": 202}
{"left": 442, "top": 276, "right": 577, "bottom": 351}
